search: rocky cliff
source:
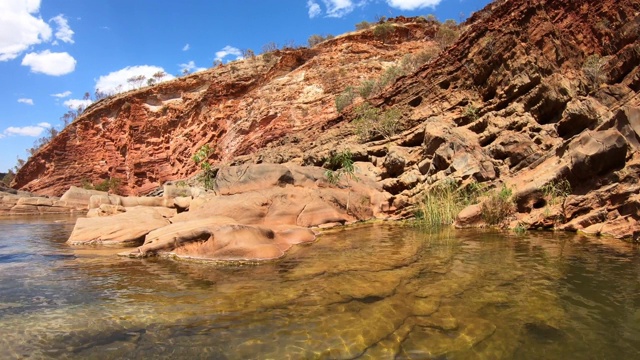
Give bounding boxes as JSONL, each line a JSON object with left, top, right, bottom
{"left": 13, "top": 17, "right": 437, "bottom": 196}
{"left": 14, "top": 0, "right": 640, "bottom": 240}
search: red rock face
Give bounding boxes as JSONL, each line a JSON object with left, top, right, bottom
{"left": 12, "top": 0, "right": 640, "bottom": 240}
{"left": 13, "top": 22, "right": 438, "bottom": 196}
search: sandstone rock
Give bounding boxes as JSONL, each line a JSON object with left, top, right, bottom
{"left": 86, "top": 204, "right": 126, "bottom": 217}
{"left": 454, "top": 204, "right": 485, "bottom": 228}
{"left": 60, "top": 186, "right": 108, "bottom": 209}
{"left": 580, "top": 216, "right": 640, "bottom": 240}
{"left": 67, "top": 207, "right": 171, "bottom": 246}
{"left": 173, "top": 196, "right": 192, "bottom": 210}
{"left": 557, "top": 97, "right": 606, "bottom": 138}
{"left": 566, "top": 129, "right": 627, "bottom": 179}
{"left": 65, "top": 163, "right": 391, "bottom": 260}
{"left": 382, "top": 148, "right": 407, "bottom": 177}
{"left": 125, "top": 217, "right": 316, "bottom": 261}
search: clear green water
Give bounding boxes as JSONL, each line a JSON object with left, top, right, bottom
{"left": 1, "top": 216, "right": 639, "bottom": 359}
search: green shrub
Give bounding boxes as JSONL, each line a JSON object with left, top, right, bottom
{"left": 353, "top": 103, "right": 401, "bottom": 141}
{"left": 324, "top": 149, "right": 357, "bottom": 213}
{"left": 355, "top": 21, "right": 372, "bottom": 31}
{"left": 335, "top": 87, "right": 355, "bottom": 112}
{"left": 376, "top": 65, "right": 404, "bottom": 91}
{"left": 540, "top": 179, "right": 572, "bottom": 224}
{"left": 82, "top": 178, "right": 121, "bottom": 193}
{"left": 324, "top": 149, "right": 355, "bottom": 182}
{"left": 582, "top": 54, "right": 606, "bottom": 90}
{"left": 192, "top": 144, "right": 216, "bottom": 190}
{"left": 513, "top": 222, "right": 527, "bottom": 235}
{"left": 1, "top": 171, "right": 15, "bottom": 186}
{"left": 423, "top": 14, "right": 439, "bottom": 24}
{"left": 373, "top": 23, "right": 394, "bottom": 42}
{"left": 401, "top": 50, "right": 440, "bottom": 73}
{"left": 464, "top": 105, "right": 479, "bottom": 121}
{"left": 435, "top": 26, "right": 459, "bottom": 48}
{"left": 481, "top": 184, "right": 515, "bottom": 225}
{"left": 94, "top": 178, "right": 121, "bottom": 193}
{"left": 357, "top": 79, "right": 376, "bottom": 98}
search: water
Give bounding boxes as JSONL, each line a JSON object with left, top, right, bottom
{"left": 0, "top": 216, "right": 639, "bottom": 359}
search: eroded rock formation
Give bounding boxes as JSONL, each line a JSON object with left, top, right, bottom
{"left": 68, "top": 164, "right": 392, "bottom": 261}
{"left": 13, "top": 0, "right": 640, "bottom": 242}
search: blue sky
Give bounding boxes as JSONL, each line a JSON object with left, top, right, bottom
{"left": 0, "top": 0, "right": 492, "bottom": 173}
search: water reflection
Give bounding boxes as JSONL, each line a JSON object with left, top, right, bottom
{"left": 0, "top": 218, "right": 639, "bottom": 359}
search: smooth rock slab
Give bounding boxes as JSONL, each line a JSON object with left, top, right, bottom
{"left": 123, "top": 217, "right": 316, "bottom": 261}
{"left": 68, "top": 207, "right": 171, "bottom": 246}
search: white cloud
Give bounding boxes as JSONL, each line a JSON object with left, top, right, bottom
{"left": 0, "top": 0, "right": 52, "bottom": 61}
{"left": 21, "top": 50, "right": 76, "bottom": 75}
{"left": 385, "top": 0, "right": 442, "bottom": 10}
{"left": 182, "top": 43, "right": 190, "bottom": 51}
{"left": 322, "top": 0, "right": 355, "bottom": 18}
{"left": 179, "top": 60, "right": 207, "bottom": 73}
{"left": 18, "top": 98, "right": 34, "bottom": 105}
{"left": 3, "top": 124, "right": 48, "bottom": 137}
{"left": 51, "top": 90, "right": 71, "bottom": 98}
{"left": 307, "top": 0, "right": 322, "bottom": 18}
{"left": 63, "top": 98, "right": 93, "bottom": 110}
{"left": 95, "top": 65, "right": 175, "bottom": 94}
{"left": 50, "top": 14, "right": 74, "bottom": 44}
{"left": 214, "top": 46, "right": 243, "bottom": 62}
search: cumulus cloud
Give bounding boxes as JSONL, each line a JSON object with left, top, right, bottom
{"left": 385, "top": 0, "right": 442, "bottom": 10}
{"left": 322, "top": 0, "right": 355, "bottom": 18}
{"left": 51, "top": 90, "right": 71, "bottom": 98}
{"left": 307, "top": 0, "right": 322, "bottom": 18}
{"left": 182, "top": 43, "right": 190, "bottom": 51}
{"left": 214, "top": 46, "right": 243, "bottom": 62}
{"left": 179, "top": 60, "right": 207, "bottom": 73}
{"left": 18, "top": 98, "right": 34, "bottom": 105}
{"left": 94, "top": 65, "right": 175, "bottom": 94}
{"left": 306, "top": 0, "right": 369, "bottom": 18}
{"left": 63, "top": 98, "right": 92, "bottom": 110}
{"left": 2, "top": 123, "right": 50, "bottom": 137}
{"left": 0, "top": 0, "right": 52, "bottom": 61}
{"left": 50, "top": 14, "right": 74, "bottom": 44}
{"left": 21, "top": 50, "right": 76, "bottom": 75}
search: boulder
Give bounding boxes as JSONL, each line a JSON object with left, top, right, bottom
{"left": 454, "top": 204, "right": 485, "bottom": 228}
{"left": 382, "top": 148, "right": 407, "bottom": 177}
{"left": 60, "top": 186, "right": 108, "bottom": 209}
{"left": 566, "top": 129, "right": 627, "bottom": 179}
{"left": 67, "top": 207, "right": 171, "bottom": 246}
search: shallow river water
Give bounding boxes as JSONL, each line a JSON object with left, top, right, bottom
{"left": 0, "top": 215, "right": 639, "bottom": 359}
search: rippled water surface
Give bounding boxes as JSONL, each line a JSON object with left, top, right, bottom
{"left": 1, "top": 216, "right": 639, "bottom": 359}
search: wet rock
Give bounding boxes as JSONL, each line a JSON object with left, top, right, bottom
{"left": 399, "top": 318, "right": 496, "bottom": 358}
{"left": 524, "top": 322, "right": 565, "bottom": 342}
{"left": 454, "top": 204, "right": 485, "bottom": 228}
{"left": 126, "top": 217, "right": 316, "bottom": 261}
